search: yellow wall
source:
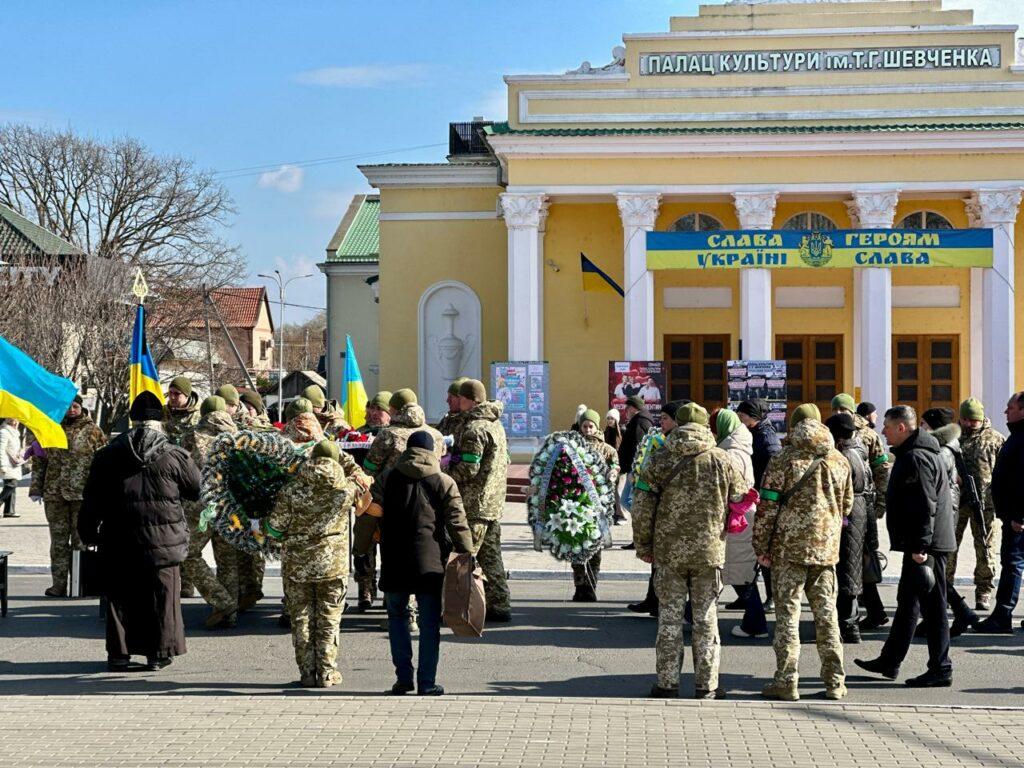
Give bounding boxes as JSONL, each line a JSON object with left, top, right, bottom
{"left": 380, "top": 187, "right": 499, "bottom": 214}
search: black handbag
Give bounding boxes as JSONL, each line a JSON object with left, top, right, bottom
{"left": 863, "top": 549, "right": 886, "bottom": 585}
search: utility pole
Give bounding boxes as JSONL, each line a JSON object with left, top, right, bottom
{"left": 202, "top": 283, "right": 215, "bottom": 392}
{"left": 258, "top": 269, "right": 312, "bottom": 419}
{"left": 303, "top": 327, "right": 310, "bottom": 370}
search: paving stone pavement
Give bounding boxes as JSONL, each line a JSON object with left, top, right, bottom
{"left": 1, "top": 695, "right": 1022, "bottom": 768}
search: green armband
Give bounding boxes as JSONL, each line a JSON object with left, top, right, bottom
{"left": 460, "top": 453, "right": 482, "bottom": 464}
{"left": 760, "top": 489, "right": 781, "bottom": 502}
{"left": 635, "top": 480, "right": 652, "bottom": 492}
{"left": 871, "top": 453, "right": 889, "bottom": 467}
{"left": 363, "top": 459, "right": 378, "bottom": 471}
{"left": 264, "top": 520, "right": 284, "bottom": 540}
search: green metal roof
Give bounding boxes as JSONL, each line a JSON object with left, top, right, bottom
{"left": 327, "top": 196, "right": 379, "bottom": 264}
{"left": 487, "top": 121, "right": 1024, "bottom": 137}
{"left": 0, "top": 202, "right": 85, "bottom": 258}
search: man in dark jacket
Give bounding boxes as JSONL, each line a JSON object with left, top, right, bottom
{"left": 856, "top": 405, "right": 956, "bottom": 687}
{"left": 737, "top": 398, "right": 782, "bottom": 611}
{"left": 617, "top": 396, "right": 654, "bottom": 521}
{"left": 79, "top": 392, "right": 201, "bottom": 672}
{"left": 973, "top": 392, "right": 1024, "bottom": 634}
{"left": 379, "top": 430, "right": 473, "bottom": 696}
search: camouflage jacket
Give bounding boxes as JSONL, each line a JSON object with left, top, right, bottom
{"left": 437, "top": 410, "right": 465, "bottom": 440}
{"left": 236, "top": 409, "right": 275, "bottom": 431}
{"left": 631, "top": 423, "right": 748, "bottom": 572}
{"left": 854, "top": 413, "right": 891, "bottom": 517}
{"left": 960, "top": 418, "right": 1004, "bottom": 514}
{"left": 754, "top": 419, "right": 853, "bottom": 566}
{"left": 363, "top": 404, "right": 443, "bottom": 479}
{"left": 283, "top": 412, "right": 364, "bottom": 483}
{"left": 163, "top": 395, "right": 200, "bottom": 445}
{"left": 267, "top": 456, "right": 357, "bottom": 582}
{"left": 181, "top": 411, "right": 236, "bottom": 469}
{"left": 30, "top": 413, "right": 106, "bottom": 502}
{"left": 448, "top": 401, "right": 509, "bottom": 522}
{"left": 315, "top": 400, "right": 351, "bottom": 438}
{"left": 583, "top": 433, "right": 620, "bottom": 486}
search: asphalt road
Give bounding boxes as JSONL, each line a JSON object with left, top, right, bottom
{"left": 2, "top": 575, "right": 1022, "bottom": 705}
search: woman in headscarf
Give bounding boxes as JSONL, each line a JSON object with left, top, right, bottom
{"left": 715, "top": 410, "right": 758, "bottom": 615}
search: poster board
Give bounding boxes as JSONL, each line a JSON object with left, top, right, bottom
{"left": 609, "top": 361, "right": 666, "bottom": 419}
{"left": 727, "top": 360, "right": 788, "bottom": 432}
{"left": 491, "top": 361, "right": 550, "bottom": 438}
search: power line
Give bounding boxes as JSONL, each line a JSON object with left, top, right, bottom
{"left": 212, "top": 142, "right": 447, "bottom": 180}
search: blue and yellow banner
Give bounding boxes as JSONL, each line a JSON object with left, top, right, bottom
{"left": 0, "top": 337, "right": 78, "bottom": 448}
{"left": 342, "top": 334, "right": 368, "bottom": 430}
{"left": 646, "top": 228, "right": 993, "bottom": 270}
{"left": 130, "top": 304, "right": 165, "bottom": 407}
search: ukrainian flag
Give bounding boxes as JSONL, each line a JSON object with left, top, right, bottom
{"left": 130, "top": 304, "right": 165, "bottom": 407}
{"left": 581, "top": 253, "right": 624, "bottom": 297}
{"left": 0, "top": 337, "right": 78, "bottom": 448}
{"left": 341, "top": 334, "right": 368, "bottom": 429}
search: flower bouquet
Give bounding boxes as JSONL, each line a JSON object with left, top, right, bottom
{"left": 527, "top": 431, "right": 615, "bottom": 564}
{"left": 337, "top": 430, "right": 374, "bottom": 451}
{"left": 202, "top": 430, "right": 305, "bottom": 556}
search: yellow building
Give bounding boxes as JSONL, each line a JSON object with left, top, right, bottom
{"left": 348, "top": 0, "right": 1024, "bottom": 439}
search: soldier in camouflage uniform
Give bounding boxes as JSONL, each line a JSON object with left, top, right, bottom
{"left": 631, "top": 403, "right": 748, "bottom": 699}
{"left": 953, "top": 397, "right": 1004, "bottom": 610}
{"left": 180, "top": 396, "right": 239, "bottom": 628}
{"left": 266, "top": 440, "right": 359, "bottom": 688}
{"left": 572, "top": 409, "right": 620, "bottom": 602}
{"left": 436, "top": 378, "right": 468, "bottom": 437}
{"left": 303, "top": 384, "right": 351, "bottom": 438}
{"left": 448, "top": 380, "right": 511, "bottom": 621}
{"left": 163, "top": 376, "right": 201, "bottom": 446}
{"left": 30, "top": 396, "right": 106, "bottom": 597}
{"left": 350, "top": 391, "right": 391, "bottom": 606}
{"left": 215, "top": 384, "right": 243, "bottom": 420}
{"left": 754, "top": 406, "right": 853, "bottom": 701}
{"left": 237, "top": 390, "right": 275, "bottom": 430}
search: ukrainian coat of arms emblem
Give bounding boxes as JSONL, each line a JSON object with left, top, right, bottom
{"left": 798, "top": 232, "right": 834, "bottom": 267}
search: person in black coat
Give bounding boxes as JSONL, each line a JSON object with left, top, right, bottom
{"left": 856, "top": 405, "right": 956, "bottom": 688}
{"left": 973, "top": 392, "right": 1024, "bottom": 633}
{"left": 617, "top": 396, "right": 654, "bottom": 479}
{"left": 378, "top": 430, "right": 474, "bottom": 696}
{"left": 78, "top": 392, "right": 201, "bottom": 672}
{"left": 737, "top": 398, "right": 782, "bottom": 610}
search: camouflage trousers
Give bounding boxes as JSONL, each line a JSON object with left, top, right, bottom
{"left": 44, "top": 498, "right": 82, "bottom": 593}
{"left": 285, "top": 578, "right": 346, "bottom": 684}
{"left": 572, "top": 551, "right": 602, "bottom": 588}
{"left": 771, "top": 561, "right": 844, "bottom": 689}
{"left": 354, "top": 549, "right": 378, "bottom": 603}
{"left": 181, "top": 508, "right": 236, "bottom": 614}
{"left": 654, "top": 567, "right": 721, "bottom": 691}
{"left": 470, "top": 519, "right": 510, "bottom": 613}
{"left": 946, "top": 505, "right": 1000, "bottom": 595}
{"left": 238, "top": 550, "right": 266, "bottom": 604}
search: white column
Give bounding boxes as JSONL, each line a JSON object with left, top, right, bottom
{"left": 964, "top": 195, "right": 985, "bottom": 399}
{"left": 616, "top": 192, "right": 661, "bottom": 360}
{"left": 733, "top": 192, "right": 778, "bottom": 360}
{"left": 852, "top": 190, "right": 900, "bottom": 420}
{"left": 977, "top": 187, "right": 1022, "bottom": 435}
{"left": 846, "top": 200, "right": 863, "bottom": 393}
{"left": 500, "top": 192, "right": 548, "bottom": 361}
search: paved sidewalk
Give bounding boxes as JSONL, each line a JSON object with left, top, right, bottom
{"left": 1, "top": 695, "right": 1021, "bottom": 767}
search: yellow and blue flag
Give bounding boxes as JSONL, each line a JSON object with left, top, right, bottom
{"left": 341, "top": 334, "right": 368, "bottom": 429}
{"left": 581, "top": 253, "right": 623, "bottom": 297}
{"left": 130, "top": 304, "right": 165, "bottom": 406}
{"left": 0, "top": 337, "right": 78, "bottom": 448}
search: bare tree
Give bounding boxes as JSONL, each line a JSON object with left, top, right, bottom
{"left": 280, "top": 311, "right": 327, "bottom": 373}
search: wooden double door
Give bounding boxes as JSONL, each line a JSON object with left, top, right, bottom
{"left": 775, "top": 335, "right": 843, "bottom": 420}
{"left": 663, "top": 335, "right": 729, "bottom": 410}
{"left": 892, "top": 335, "right": 959, "bottom": 416}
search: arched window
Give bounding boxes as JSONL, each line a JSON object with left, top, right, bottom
{"left": 781, "top": 212, "right": 838, "bottom": 231}
{"left": 669, "top": 213, "right": 724, "bottom": 232}
{"left": 897, "top": 211, "right": 954, "bottom": 230}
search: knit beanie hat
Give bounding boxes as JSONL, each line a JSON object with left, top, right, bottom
{"left": 606, "top": 409, "right": 620, "bottom": 423}
{"left": 129, "top": 391, "right": 164, "bottom": 422}
{"left": 311, "top": 439, "right": 340, "bottom": 463}
{"left": 675, "top": 403, "right": 709, "bottom": 426}
{"left": 201, "top": 395, "right": 227, "bottom": 416}
{"left": 239, "top": 390, "right": 264, "bottom": 413}
{"left": 407, "top": 430, "right": 435, "bottom": 452}
{"left": 389, "top": 388, "right": 417, "bottom": 410}
{"left": 286, "top": 397, "right": 313, "bottom": 420}
{"left": 923, "top": 407, "right": 955, "bottom": 430}
{"left": 301, "top": 385, "right": 326, "bottom": 408}
{"left": 825, "top": 412, "right": 856, "bottom": 441}
{"left": 580, "top": 409, "right": 601, "bottom": 428}
{"left": 575, "top": 404, "right": 587, "bottom": 422}
{"left": 215, "top": 384, "right": 240, "bottom": 406}
{"left": 625, "top": 395, "right": 645, "bottom": 410}
{"left": 459, "top": 379, "right": 487, "bottom": 403}
{"left": 661, "top": 401, "right": 682, "bottom": 422}
{"left": 736, "top": 399, "right": 766, "bottom": 420}
{"left": 716, "top": 408, "right": 742, "bottom": 441}
{"left": 369, "top": 391, "right": 392, "bottom": 410}
{"left": 856, "top": 401, "right": 876, "bottom": 419}
{"left": 73, "top": 393, "right": 83, "bottom": 406}
{"left": 448, "top": 378, "right": 469, "bottom": 397}
{"left": 831, "top": 393, "right": 856, "bottom": 413}
{"left": 790, "top": 403, "right": 822, "bottom": 429}
{"left": 169, "top": 376, "right": 192, "bottom": 397}
{"left": 960, "top": 397, "right": 985, "bottom": 421}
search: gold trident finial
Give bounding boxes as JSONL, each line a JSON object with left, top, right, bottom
{"left": 131, "top": 268, "right": 149, "bottom": 303}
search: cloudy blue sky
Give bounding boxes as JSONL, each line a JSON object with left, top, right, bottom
{"left": 3, "top": 0, "right": 1017, "bottom": 319}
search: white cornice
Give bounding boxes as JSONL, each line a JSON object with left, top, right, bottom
{"left": 621, "top": 24, "right": 1018, "bottom": 41}
{"left": 358, "top": 164, "right": 500, "bottom": 189}
{"left": 487, "top": 129, "right": 1024, "bottom": 160}
{"left": 504, "top": 182, "right": 1024, "bottom": 198}
{"left": 318, "top": 262, "right": 378, "bottom": 276}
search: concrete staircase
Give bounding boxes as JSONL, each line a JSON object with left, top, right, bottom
{"left": 507, "top": 463, "right": 530, "bottom": 503}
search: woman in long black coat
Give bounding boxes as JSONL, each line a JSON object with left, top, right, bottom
{"left": 78, "top": 392, "right": 201, "bottom": 671}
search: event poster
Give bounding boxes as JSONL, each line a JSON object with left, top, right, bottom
{"left": 727, "top": 360, "right": 787, "bottom": 431}
{"left": 609, "top": 361, "right": 665, "bottom": 419}
{"left": 492, "top": 361, "right": 550, "bottom": 438}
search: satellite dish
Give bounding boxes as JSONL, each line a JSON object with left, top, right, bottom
{"left": 612, "top": 45, "right": 626, "bottom": 61}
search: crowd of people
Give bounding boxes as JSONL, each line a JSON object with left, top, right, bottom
{"left": 4, "top": 373, "right": 1024, "bottom": 699}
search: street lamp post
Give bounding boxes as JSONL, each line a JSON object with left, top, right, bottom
{"left": 258, "top": 269, "right": 313, "bottom": 420}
